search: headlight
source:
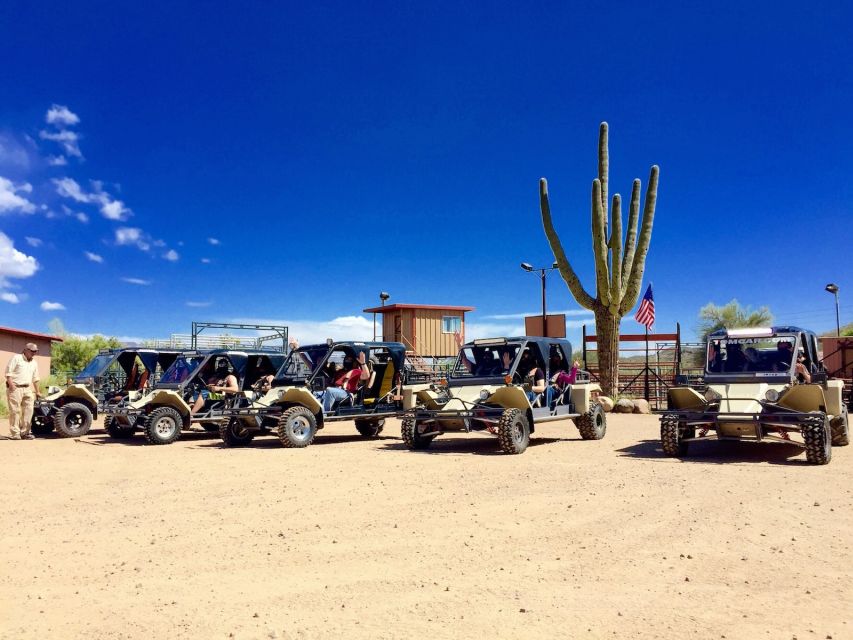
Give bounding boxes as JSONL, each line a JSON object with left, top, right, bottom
{"left": 479, "top": 389, "right": 490, "bottom": 401}
{"left": 704, "top": 388, "right": 722, "bottom": 402}
{"left": 765, "top": 389, "right": 780, "bottom": 402}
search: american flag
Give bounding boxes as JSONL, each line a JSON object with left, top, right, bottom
{"left": 634, "top": 283, "right": 655, "bottom": 330}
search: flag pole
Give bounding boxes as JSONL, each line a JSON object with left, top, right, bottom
{"left": 644, "top": 324, "right": 650, "bottom": 401}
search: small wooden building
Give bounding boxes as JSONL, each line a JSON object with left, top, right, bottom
{"left": 361, "top": 303, "right": 474, "bottom": 358}
{"left": 0, "top": 326, "right": 64, "bottom": 382}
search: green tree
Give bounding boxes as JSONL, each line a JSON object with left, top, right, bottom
{"left": 697, "top": 300, "right": 773, "bottom": 343}
{"left": 47, "top": 319, "right": 122, "bottom": 375}
{"left": 541, "top": 122, "right": 659, "bottom": 396}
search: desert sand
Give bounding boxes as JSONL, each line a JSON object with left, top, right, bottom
{"left": 0, "top": 414, "right": 850, "bottom": 640}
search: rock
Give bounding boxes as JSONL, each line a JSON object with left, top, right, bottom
{"left": 632, "top": 399, "right": 651, "bottom": 414}
{"left": 614, "top": 399, "right": 635, "bottom": 413}
{"left": 598, "top": 396, "right": 614, "bottom": 412}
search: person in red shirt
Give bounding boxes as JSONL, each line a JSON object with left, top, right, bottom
{"left": 317, "top": 351, "right": 369, "bottom": 412}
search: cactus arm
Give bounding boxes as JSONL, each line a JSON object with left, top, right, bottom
{"left": 540, "top": 178, "right": 596, "bottom": 310}
{"left": 608, "top": 194, "right": 623, "bottom": 314}
{"left": 620, "top": 178, "right": 641, "bottom": 289}
{"left": 591, "top": 179, "right": 611, "bottom": 307}
{"left": 620, "top": 165, "right": 659, "bottom": 314}
{"left": 598, "top": 122, "right": 609, "bottom": 218}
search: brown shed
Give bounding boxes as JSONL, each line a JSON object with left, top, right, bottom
{"left": 0, "top": 326, "right": 64, "bottom": 382}
{"left": 362, "top": 303, "right": 474, "bottom": 358}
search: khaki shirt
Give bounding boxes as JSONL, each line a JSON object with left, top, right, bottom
{"left": 5, "top": 353, "right": 40, "bottom": 387}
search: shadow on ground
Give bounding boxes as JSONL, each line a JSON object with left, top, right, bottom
{"left": 617, "top": 438, "right": 809, "bottom": 466}
{"left": 379, "top": 434, "right": 577, "bottom": 456}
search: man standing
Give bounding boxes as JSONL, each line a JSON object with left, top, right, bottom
{"left": 5, "top": 343, "right": 41, "bottom": 440}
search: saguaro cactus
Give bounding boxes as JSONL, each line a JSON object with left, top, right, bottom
{"left": 540, "top": 122, "right": 659, "bottom": 396}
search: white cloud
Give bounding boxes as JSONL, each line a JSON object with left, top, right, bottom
{"left": 234, "top": 315, "right": 375, "bottom": 346}
{"left": 40, "top": 301, "right": 66, "bottom": 311}
{"left": 47, "top": 155, "right": 68, "bottom": 166}
{"left": 1, "top": 292, "right": 20, "bottom": 304}
{"left": 100, "top": 199, "right": 130, "bottom": 221}
{"left": 0, "top": 232, "right": 39, "bottom": 286}
{"left": 84, "top": 251, "right": 103, "bottom": 263}
{"left": 53, "top": 177, "right": 131, "bottom": 221}
{"left": 0, "top": 176, "right": 36, "bottom": 214}
{"left": 163, "top": 249, "right": 179, "bottom": 261}
{"left": 45, "top": 104, "right": 80, "bottom": 127}
{"left": 0, "top": 136, "right": 32, "bottom": 170}
{"left": 39, "top": 129, "right": 82, "bottom": 158}
{"left": 464, "top": 321, "right": 527, "bottom": 341}
{"left": 114, "top": 227, "right": 150, "bottom": 251}
{"left": 122, "top": 277, "right": 151, "bottom": 285}
{"left": 207, "top": 237, "right": 220, "bottom": 245}
{"left": 186, "top": 301, "right": 212, "bottom": 308}
{"left": 25, "top": 236, "right": 42, "bottom": 247}
{"left": 483, "top": 309, "right": 594, "bottom": 320}
{"left": 76, "top": 212, "right": 89, "bottom": 223}
{"left": 200, "top": 258, "right": 211, "bottom": 264}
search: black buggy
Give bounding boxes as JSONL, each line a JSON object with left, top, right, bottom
{"left": 220, "top": 341, "right": 415, "bottom": 448}
{"left": 401, "top": 337, "right": 606, "bottom": 454}
{"left": 32, "top": 348, "right": 184, "bottom": 437}
{"left": 102, "top": 349, "right": 286, "bottom": 445}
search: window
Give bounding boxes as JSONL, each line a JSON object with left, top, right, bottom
{"left": 442, "top": 316, "right": 461, "bottom": 334}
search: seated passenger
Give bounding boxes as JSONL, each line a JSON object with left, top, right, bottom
{"left": 315, "top": 352, "right": 369, "bottom": 413}
{"left": 795, "top": 350, "right": 815, "bottom": 383}
{"left": 518, "top": 350, "right": 546, "bottom": 404}
{"left": 743, "top": 347, "right": 762, "bottom": 372}
{"left": 251, "top": 361, "right": 275, "bottom": 395}
{"left": 191, "top": 359, "right": 238, "bottom": 414}
{"left": 551, "top": 360, "right": 580, "bottom": 404}
{"left": 725, "top": 344, "right": 747, "bottom": 372}
{"left": 774, "top": 341, "right": 794, "bottom": 371}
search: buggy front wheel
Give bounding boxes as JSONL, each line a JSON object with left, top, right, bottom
{"left": 355, "top": 418, "right": 384, "bottom": 438}
{"left": 401, "top": 417, "right": 434, "bottom": 450}
{"left": 497, "top": 408, "right": 530, "bottom": 454}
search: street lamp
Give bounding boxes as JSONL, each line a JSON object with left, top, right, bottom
{"left": 374, "top": 292, "right": 390, "bottom": 340}
{"left": 825, "top": 283, "right": 840, "bottom": 337}
{"left": 521, "top": 261, "right": 559, "bottom": 337}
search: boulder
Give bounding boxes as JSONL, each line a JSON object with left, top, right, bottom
{"left": 632, "top": 399, "right": 651, "bottom": 414}
{"left": 614, "top": 398, "right": 635, "bottom": 413}
{"left": 597, "top": 396, "right": 614, "bottom": 412}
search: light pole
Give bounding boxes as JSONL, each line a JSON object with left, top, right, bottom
{"left": 375, "top": 291, "right": 390, "bottom": 341}
{"left": 825, "top": 283, "right": 840, "bottom": 337}
{"left": 521, "top": 261, "right": 559, "bottom": 337}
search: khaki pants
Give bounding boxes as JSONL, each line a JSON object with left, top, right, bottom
{"left": 7, "top": 386, "right": 35, "bottom": 438}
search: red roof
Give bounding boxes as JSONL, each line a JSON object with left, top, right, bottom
{"left": 0, "top": 326, "right": 64, "bottom": 342}
{"left": 362, "top": 303, "right": 475, "bottom": 313}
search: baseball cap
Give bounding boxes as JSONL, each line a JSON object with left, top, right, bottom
{"left": 25, "top": 342, "right": 38, "bottom": 352}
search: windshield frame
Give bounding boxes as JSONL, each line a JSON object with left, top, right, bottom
{"left": 74, "top": 353, "right": 118, "bottom": 381}
{"left": 705, "top": 332, "right": 799, "bottom": 381}
{"left": 273, "top": 345, "right": 332, "bottom": 385}
{"left": 448, "top": 340, "right": 525, "bottom": 384}
{"left": 156, "top": 354, "right": 208, "bottom": 387}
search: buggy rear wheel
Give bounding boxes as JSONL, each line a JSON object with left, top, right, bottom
{"left": 144, "top": 406, "right": 184, "bottom": 445}
{"left": 31, "top": 413, "right": 55, "bottom": 435}
{"left": 661, "top": 415, "right": 692, "bottom": 457}
{"left": 830, "top": 413, "right": 849, "bottom": 447}
{"left": 53, "top": 402, "right": 93, "bottom": 438}
{"left": 104, "top": 415, "right": 135, "bottom": 439}
{"left": 497, "top": 408, "right": 530, "bottom": 454}
{"left": 355, "top": 418, "right": 384, "bottom": 438}
{"left": 277, "top": 406, "right": 317, "bottom": 448}
{"left": 401, "top": 417, "right": 434, "bottom": 450}
{"left": 220, "top": 417, "right": 255, "bottom": 447}
{"left": 575, "top": 402, "right": 607, "bottom": 440}
{"left": 803, "top": 415, "right": 831, "bottom": 465}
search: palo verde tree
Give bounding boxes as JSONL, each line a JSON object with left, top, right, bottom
{"left": 697, "top": 299, "right": 773, "bottom": 343}
{"left": 540, "top": 122, "right": 659, "bottom": 396}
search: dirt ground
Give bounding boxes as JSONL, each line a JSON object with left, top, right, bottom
{"left": 0, "top": 414, "right": 850, "bottom": 640}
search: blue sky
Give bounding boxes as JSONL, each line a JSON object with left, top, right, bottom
{"left": 1, "top": 1, "right": 851, "bottom": 348}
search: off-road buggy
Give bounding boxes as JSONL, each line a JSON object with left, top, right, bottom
{"left": 103, "top": 349, "right": 285, "bottom": 445}
{"left": 401, "top": 336, "right": 606, "bottom": 454}
{"left": 221, "top": 341, "right": 427, "bottom": 448}
{"left": 661, "top": 326, "right": 849, "bottom": 465}
{"left": 31, "top": 348, "right": 183, "bottom": 438}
